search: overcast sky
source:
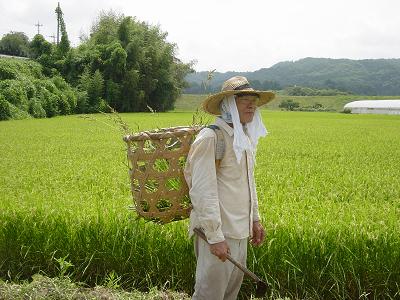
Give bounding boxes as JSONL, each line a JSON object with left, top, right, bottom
{"left": 1, "top": 0, "right": 400, "bottom": 72}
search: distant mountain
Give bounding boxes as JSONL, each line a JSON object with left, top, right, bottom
{"left": 184, "top": 57, "right": 400, "bottom": 95}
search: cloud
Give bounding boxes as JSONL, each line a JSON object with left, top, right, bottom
{"left": 1, "top": 0, "right": 400, "bottom": 71}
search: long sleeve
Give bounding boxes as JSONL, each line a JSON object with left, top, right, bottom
{"left": 184, "top": 129, "right": 225, "bottom": 244}
{"left": 251, "top": 172, "right": 261, "bottom": 223}
{"left": 248, "top": 151, "right": 261, "bottom": 224}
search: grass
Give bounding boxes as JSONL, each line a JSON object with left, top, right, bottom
{"left": 174, "top": 93, "right": 400, "bottom": 112}
{"left": 0, "top": 274, "right": 191, "bottom": 299}
{"left": 1, "top": 111, "right": 400, "bottom": 299}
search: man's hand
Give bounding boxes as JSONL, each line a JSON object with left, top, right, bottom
{"left": 251, "top": 221, "right": 265, "bottom": 246}
{"left": 210, "top": 241, "right": 230, "bottom": 262}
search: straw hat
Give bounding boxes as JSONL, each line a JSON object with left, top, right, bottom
{"left": 202, "top": 76, "right": 276, "bottom": 115}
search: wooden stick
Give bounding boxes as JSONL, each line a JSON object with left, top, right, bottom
{"left": 193, "top": 227, "right": 263, "bottom": 283}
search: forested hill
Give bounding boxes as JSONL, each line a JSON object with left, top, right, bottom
{"left": 184, "top": 57, "right": 400, "bottom": 95}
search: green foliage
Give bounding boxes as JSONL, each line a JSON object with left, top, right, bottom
{"left": 29, "top": 34, "right": 60, "bottom": 77}
{"left": 37, "top": 53, "right": 58, "bottom": 77}
{"left": 75, "top": 90, "right": 89, "bottom": 113}
{"left": 105, "top": 79, "right": 121, "bottom": 109}
{"left": 40, "top": 93, "right": 59, "bottom": 117}
{"left": 278, "top": 98, "right": 333, "bottom": 112}
{"left": 2, "top": 10, "right": 191, "bottom": 116}
{"left": 28, "top": 98, "right": 47, "bottom": 118}
{"left": 0, "top": 31, "right": 30, "bottom": 57}
{"left": 0, "top": 58, "right": 43, "bottom": 80}
{"left": 0, "top": 58, "right": 79, "bottom": 120}
{"left": 29, "top": 34, "right": 52, "bottom": 59}
{"left": 0, "top": 94, "right": 11, "bottom": 120}
{"left": 117, "top": 16, "right": 133, "bottom": 48}
{"left": 88, "top": 69, "right": 104, "bottom": 111}
{"left": 55, "top": 3, "right": 70, "bottom": 57}
{"left": 58, "top": 11, "right": 192, "bottom": 113}
{"left": 90, "top": 11, "right": 124, "bottom": 45}
{"left": 103, "top": 41, "right": 127, "bottom": 81}
{"left": 52, "top": 76, "right": 78, "bottom": 114}
{"left": 279, "top": 99, "right": 300, "bottom": 111}
{"left": 7, "top": 102, "right": 31, "bottom": 120}
{"left": 104, "top": 271, "right": 122, "bottom": 289}
{"left": 78, "top": 68, "right": 105, "bottom": 112}
{"left": 0, "top": 79, "right": 29, "bottom": 110}
{"left": 54, "top": 255, "right": 74, "bottom": 278}
{"left": 121, "top": 69, "right": 142, "bottom": 111}
{"left": 28, "top": 21, "right": 71, "bottom": 79}
{"left": 60, "top": 48, "right": 86, "bottom": 85}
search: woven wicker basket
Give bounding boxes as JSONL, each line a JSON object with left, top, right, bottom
{"left": 123, "top": 126, "right": 202, "bottom": 224}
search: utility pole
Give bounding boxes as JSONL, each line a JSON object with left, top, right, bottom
{"left": 34, "top": 21, "right": 43, "bottom": 35}
{"left": 55, "top": 2, "right": 62, "bottom": 45}
{"left": 49, "top": 34, "right": 56, "bottom": 44}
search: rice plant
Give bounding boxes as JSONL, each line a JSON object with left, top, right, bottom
{"left": 0, "top": 111, "right": 399, "bottom": 299}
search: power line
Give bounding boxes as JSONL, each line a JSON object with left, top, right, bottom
{"left": 49, "top": 34, "right": 56, "bottom": 44}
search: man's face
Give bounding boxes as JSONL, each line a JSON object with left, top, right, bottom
{"left": 235, "top": 94, "right": 259, "bottom": 124}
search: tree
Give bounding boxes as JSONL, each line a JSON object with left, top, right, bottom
{"left": 0, "top": 32, "right": 30, "bottom": 57}
{"left": 121, "top": 69, "right": 141, "bottom": 111}
{"left": 78, "top": 68, "right": 104, "bottom": 112}
{"left": 105, "top": 79, "right": 121, "bottom": 110}
{"left": 69, "top": 11, "right": 192, "bottom": 112}
{"left": 29, "top": 34, "right": 57, "bottom": 76}
{"left": 279, "top": 99, "right": 300, "bottom": 111}
{"left": 42, "top": 10, "right": 192, "bottom": 113}
{"left": 55, "top": 3, "right": 70, "bottom": 56}
{"left": 117, "top": 16, "right": 133, "bottom": 48}
{"left": 60, "top": 48, "right": 86, "bottom": 85}
{"left": 90, "top": 10, "right": 123, "bottom": 45}
{"left": 88, "top": 69, "right": 104, "bottom": 107}
{"left": 103, "top": 41, "right": 127, "bottom": 81}
{"left": 29, "top": 34, "right": 52, "bottom": 59}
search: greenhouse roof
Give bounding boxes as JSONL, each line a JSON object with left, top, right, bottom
{"left": 344, "top": 100, "right": 400, "bottom": 109}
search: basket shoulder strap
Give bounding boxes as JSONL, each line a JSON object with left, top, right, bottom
{"left": 207, "top": 125, "right": 225, "bottom": 169}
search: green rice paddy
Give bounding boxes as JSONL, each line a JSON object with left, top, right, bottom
{"left": 1, "top": 110, "right": 400, "bottom": 299}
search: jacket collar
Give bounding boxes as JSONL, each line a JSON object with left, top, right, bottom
{"left": 215, "top": 117, "right": 234, "bottom": 137}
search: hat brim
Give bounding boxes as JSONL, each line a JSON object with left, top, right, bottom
{"left": 202, "top": 89, "right": 276, "bottom": 115}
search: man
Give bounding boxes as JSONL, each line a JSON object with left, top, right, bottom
{"left": 184, "top": 76, "right": 275, "bottom": 300}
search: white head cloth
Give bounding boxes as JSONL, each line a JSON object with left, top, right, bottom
{"left": 220, "top": 95, "right": 268, "bottom": 164}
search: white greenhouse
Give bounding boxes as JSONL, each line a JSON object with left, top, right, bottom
{"left": 344, "top": 100, "right": 400, "bottom": 115}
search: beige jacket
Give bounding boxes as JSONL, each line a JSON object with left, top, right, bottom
{"left": 184, "top": 117, "right": 260, "bottom": 244}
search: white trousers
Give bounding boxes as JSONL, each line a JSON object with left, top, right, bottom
{"left": 192, "top": 236, "right": 248, "bottom": 300}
